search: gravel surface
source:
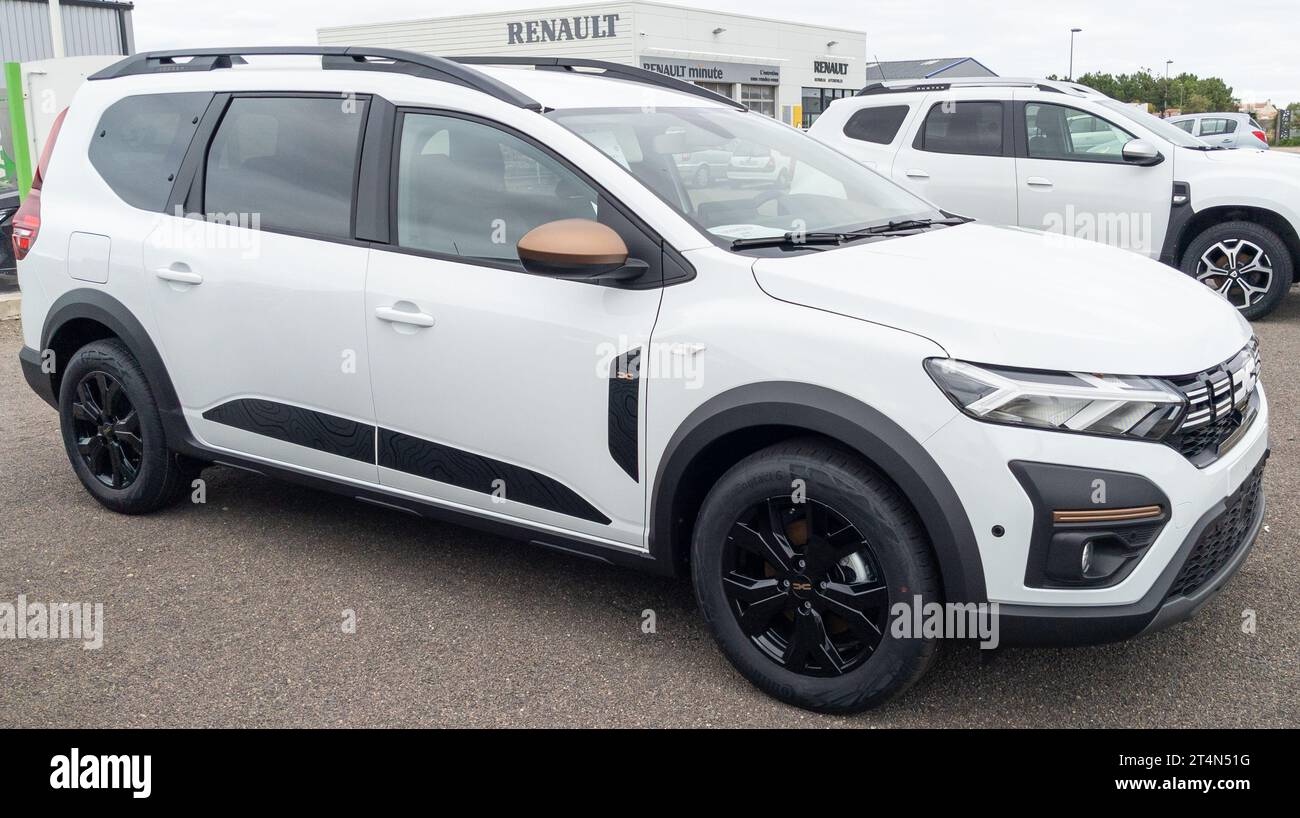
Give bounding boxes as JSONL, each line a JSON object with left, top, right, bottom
{"left": 1, "top": 303, "right": 1297, "bottom": 728}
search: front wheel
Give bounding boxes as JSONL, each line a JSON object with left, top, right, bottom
{"left": 691, "top": 439, "right": 940, "bottom": 713}
{"left": 1181, "top": 221, "right": 1292, "bottom": 320}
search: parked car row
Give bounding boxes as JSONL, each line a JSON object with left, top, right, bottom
{"left": 809, "top": 77, "right": 1298, "bottom": 319}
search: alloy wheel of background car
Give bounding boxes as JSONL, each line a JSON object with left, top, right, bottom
{"left": 1196, "top": 239, "right": 1273, "bottom": 310}
{"left": 695, "top": 166, "right": 709, "bottom": 187}
{"left": 71, "top": 370, "right": 144, "bottom": 489}
{"left": 1182, "top": 220, "right": 1292, "bottom": 320}
{"left": 722, "top": 496, "right": 888, "bottom": 676}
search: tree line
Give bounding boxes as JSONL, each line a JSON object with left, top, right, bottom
{"left": 1046, "top": 70, "right": 1237, "bottom": 114}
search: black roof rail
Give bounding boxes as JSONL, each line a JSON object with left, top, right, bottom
{"left": 87, "top": 46, "right": 545, "bottom": 112}
{"left": 450, "top": 56, "right": 748, "bottom": 111}
{"left": 857, "top": 78, "right": 1069, "bottom": 97}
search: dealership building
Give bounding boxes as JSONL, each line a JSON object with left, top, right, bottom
{"left": 319, "top": 1, "right": 866, "bottom": 128}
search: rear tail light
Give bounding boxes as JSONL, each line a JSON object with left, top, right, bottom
{"left": 1252, "top": 129, "right": 1267, "bottom": 144}
{"left": 11, "top": 107, "right": 68, "bottom": 262}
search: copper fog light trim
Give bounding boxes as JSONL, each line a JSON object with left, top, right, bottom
{"left": 1051, "top": 505, "right": 1164, "bottom": 524}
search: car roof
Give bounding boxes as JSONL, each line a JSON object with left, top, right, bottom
{"left": 855, "top": 76, "right": 1107, "bottom": 100}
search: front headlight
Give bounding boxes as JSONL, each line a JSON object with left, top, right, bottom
{"left": 924, "top": 358, "right": 1186, "bottom": 441}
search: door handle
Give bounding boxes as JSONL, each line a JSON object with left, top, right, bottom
{"left": 155, "top": 265, "right": 202, "bottom": 285}
{"left": 1025, "top": 177, "right": 1054, "bottom": 188}
{"left": 375, "top": 305, "right": 436, "bottom": 328}
{"left": 904, "top": 169, "right": 930, "bottom": 179}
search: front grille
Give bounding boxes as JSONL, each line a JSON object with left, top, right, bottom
{"left": 1165, "top": 462, "right": 1266, "bottom": 600}
{"left": 1166, "top": 339, "right": 1260, "bottom": 467}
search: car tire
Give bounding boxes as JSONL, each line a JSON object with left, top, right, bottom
{"left": 1181, "top": 220, "right": 1292, "bottom": 320}
{"left": 694, "top": 166, "right": 709, "bottom": 187}
{"left": 58, "top": 339, "right": 191, "bottom": 514}
{"left": 691, "top": 438, "right": 940, "bottom": 713}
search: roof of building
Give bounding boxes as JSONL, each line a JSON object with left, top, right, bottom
{"left": 863, "top": 57, "right": 996, "bottom": 81}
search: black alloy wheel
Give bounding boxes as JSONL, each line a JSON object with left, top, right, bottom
{"left": 722, "top": 496, "right": 888, "bottom": 677}
{"left": 70, "top": 370, "right": 144, "bottom": 489}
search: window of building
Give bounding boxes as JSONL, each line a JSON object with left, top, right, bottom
{"left": 739, "top": 84, "right": 777, "bottom": 118}
{"left": 89, "top": 92, "right": 211, "bottom": 211}
{"left": 917, "top": 101, "right": 1004, "bottom": 156}
{"left": 843, "top": 105, "right": 910, "bottom": 144}
{"left": 205, "top": 96, "right": 368, "bottom": 238}
{"left": 801, "top": 87, "right": 856, "bottom": 128}
{"left": 695, "top": 82, "right": 735, "bottom": 100}
{"left": 395, "top": 112, "right": 599, "bottom": 264}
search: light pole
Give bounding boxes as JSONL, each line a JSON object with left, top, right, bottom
{"left": 1068, "top": 28, "right": 1082, "bottom": 80}
{"left": 1163, "top": 59, "right": 1173, "bottom": 117}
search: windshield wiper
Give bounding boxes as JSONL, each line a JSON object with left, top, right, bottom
{"left": 729, "top": 231, "right": 856, "bottom": 250}
{"left": 852, "top": 216, "right": 972, "bottom": 236}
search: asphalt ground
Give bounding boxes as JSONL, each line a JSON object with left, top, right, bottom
{"left": 1, "top": 301, "right": 1297, "bottom": 728}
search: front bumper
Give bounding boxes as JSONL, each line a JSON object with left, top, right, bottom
{"left": 996, "top": 455, "right": 1267, "bottom": 645}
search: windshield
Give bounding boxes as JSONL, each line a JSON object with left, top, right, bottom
{"left": 1094, "top": 99, "right": 1208, "bottom": 148}
{"left": 547, "top": 107, "right": 942, "bottom": 243}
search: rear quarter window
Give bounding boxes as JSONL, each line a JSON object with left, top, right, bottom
{"left": 842, "top": 105, "right": 910, "bottom": 144}
{"left": 89, "top": 93, "right": 211, "bottom": 211}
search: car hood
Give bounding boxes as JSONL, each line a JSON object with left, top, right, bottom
{"left": 752, "top": 223, "right": 1251, "bottom": 375}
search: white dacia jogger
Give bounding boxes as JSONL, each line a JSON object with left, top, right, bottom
{"left": 15, "top": 48, "right": 1268, "bottom": 712}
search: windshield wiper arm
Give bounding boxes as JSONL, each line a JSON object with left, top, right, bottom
{"left": 853, "top": 216, "right": 972, "bottom": 236}
{"left": 729, "top": 231, "right": 854, "bottom": 250}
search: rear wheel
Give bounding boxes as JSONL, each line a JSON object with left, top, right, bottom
{"left": 694, "top": 166, "right": 710, "bottom": 187}
{"left": 691, "top": 439, "right": 940, "bottom": 712}
{"left": 59, "top": 339, "right": 191, "bottom": 514}
{"left": 1181, "top": 221, "right": 1292, "bottom": 319}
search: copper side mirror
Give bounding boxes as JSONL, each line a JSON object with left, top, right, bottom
{"left": 517, "top": 219, "right": 629, "bottom": 279}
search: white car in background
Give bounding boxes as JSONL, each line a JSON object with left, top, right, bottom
{"left": 810, "top": 78, "right": 1300, "bottom": 318}
{"left": 1168, "top": 112, "right": 1270, "bottom": 150}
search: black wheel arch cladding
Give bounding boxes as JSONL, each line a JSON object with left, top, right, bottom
{"left": 40, "top": 288, "right": 193, "bottom": 452}
{"left": 650, "top": 382, "right": 988, "bottom": 604}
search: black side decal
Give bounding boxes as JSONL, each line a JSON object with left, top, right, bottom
{"left": 608, "top": 348, "right": 641, "bottom": 481}
{"left": 203, "top": 399, "right": 375, "bottom": 463}
{"left": 378, "top": 429, "right": 611, "bottom": 525}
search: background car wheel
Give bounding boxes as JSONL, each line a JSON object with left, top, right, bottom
{"left": 691, "top": 438, "right": 940, "bottom": 713}
{"left": 59, "top": 339, "right": 190, "bottom": 514}
{"left": 1181, "top": 221, "right": 1292, "bottom": 320}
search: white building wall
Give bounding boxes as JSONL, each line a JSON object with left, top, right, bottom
{"left": 318, "top": 1, "right": 864, "bottom": 126}
{"left": 318, "top": 3, "right": 638, "bottom": 63}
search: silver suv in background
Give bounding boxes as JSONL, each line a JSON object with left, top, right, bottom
{"left": 1168, "top": 113, "right": 1269, "bottom": 150}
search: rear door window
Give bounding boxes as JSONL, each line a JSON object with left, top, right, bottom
{"left": 1198, "top": 118, "right": 1237, "bottom": 136}
{"left": 204, "top": 96, "right": 368, "bottom": 239}
{"left": 89, "top": 92, "right": 211, "bottom": 211}
{"left": 843, "top": 105, "right": 910, "bottom": 144}
{"left": 916, "top": 101, "right": 1004, "bottom": 156}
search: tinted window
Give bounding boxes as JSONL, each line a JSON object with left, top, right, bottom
{"left": 396, "top": 113, "right": 599, "bottom": 264}
{"left": 1172, "top": 119, "right": 1195, "bottom": 133}
{"left": 917, "top": 102, "right": 1003, "bottom": 156}
{"left": 1199, "top": 118, "right": 1237, "bottom": 135}
{"left": 89, "top": 93, "right": 210, "bottom": 211}
{"left": 205, "top": 96, "right": 367, "bottom": 238}
{"left": 1025, "top": 103, "right": 1133, "bottom": 162}
{"left": 843, "top": 105, "right": 910, "bottom": 144}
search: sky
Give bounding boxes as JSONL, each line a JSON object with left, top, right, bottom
{"left": 131, "top": 0, "right": 1300, "bottom": 104}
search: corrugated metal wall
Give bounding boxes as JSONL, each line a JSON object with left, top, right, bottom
{"left": 0, "top": 0, "right": 133, "bottom": 63}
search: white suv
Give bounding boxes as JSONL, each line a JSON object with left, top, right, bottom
{"left": 809, "top": 78, "right": 1299, "bottom": 319}
{"left": 15, "top": 48, "right": 1269, "bottom": 712}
